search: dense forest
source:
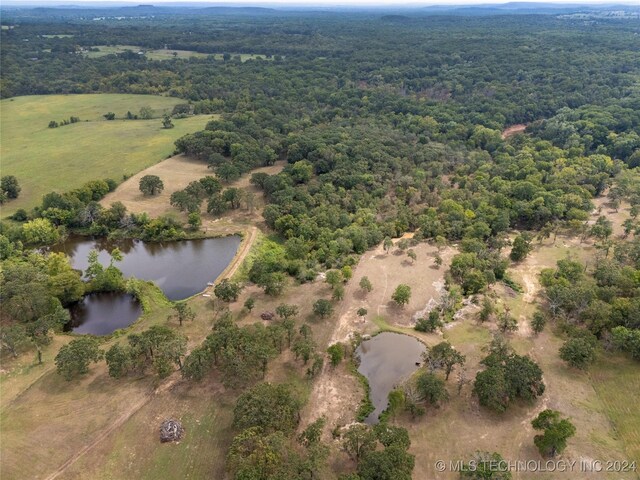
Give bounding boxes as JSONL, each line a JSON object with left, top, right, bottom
{"left": 1, "top": 8, "right": 639, "bottom": 480}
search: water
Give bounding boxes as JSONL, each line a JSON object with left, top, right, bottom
{"left": 52, "top": 235, "right": 241, "bottom": 301}
{"left": 66, "top": 292, "right": 142, "bottom": 335}
{"left": 356, "top": 332, "right": 426, "bottom": 424}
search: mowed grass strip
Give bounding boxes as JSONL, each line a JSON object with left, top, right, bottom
{"left": 1, "top": 94, "right": 213, "bottom": 216}
{"left": 590, "top": 354, "right": 640, "bottom": 462}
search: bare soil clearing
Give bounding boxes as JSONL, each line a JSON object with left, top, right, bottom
{"left": 502, "top": 124, "right": 527, "bottom": 139}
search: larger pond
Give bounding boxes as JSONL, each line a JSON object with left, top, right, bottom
{"left": 356, "top": 332, "right": 426, "bottom": 424}
{"left": 52, "top": 235, "right": 242, "bottom": 301}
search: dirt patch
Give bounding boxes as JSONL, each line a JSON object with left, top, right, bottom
{"left": 501, "top": 124, "right": 527, "bottom": 139}
{"left": 101, "top": 155, "right": 285, "bottom": 221}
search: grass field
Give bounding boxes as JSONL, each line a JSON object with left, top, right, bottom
{"left": 82, "top": 46, "right": 270, "bottom": 62}
{"left": 0, "top": 94, "right": 213, "bottom": 216}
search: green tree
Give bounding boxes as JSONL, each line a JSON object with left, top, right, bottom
{"left": 22, "top": 218, "right": 60, "bottom": 245}
{"left": 105, "top": 343, "right": 134, "bottom": 378}
{"left": 342, "top": 424, "right": 377, "bottom": 465}
{"left": 416, "top": 371, "right": 449, "bottom": 406}
{"left": 214, "top": 279, "right": 243, "bottom": 302}
{"left": 510, "top": 234, "right": 533, "bottom": 261}
{"left": 0, "top": 324, "right": 30, "bottom": 358}
{"left": 139, "top": 106, "right": 153, "bottom": 119}
{"left": 233, "top": 382, "right": 302, "bottom": 434}
{"left": 276, "top": 303, "right": 299, "bottom": 320}
{"left": 530, "top": 311, "right": 546, "bottom": 335}
{"left": 424, "top": 342, "right": 465, "bottom": 380}
{"left": 313, "top": 299, "right": 333, "bottom": 318}
{"left": 332, "top": 284, "right": 345, "bottom": 301}
{"left": 407, "top": 249, "right": 417, "bottom": 263}
{"left": 325, "top": 269, "right": 343, "bottom": 288}
{"left": 187, "top": 211, "right": 202, "bottom": 230}
{"left": 531, "top": 409, "right": 576, "bottom": 457}
{"left": 55, "top": 337, "right": 103, "bottom": 380}
{"left": 383, "top": 237, "right": 393, "bottom": 253}
{"left": 357, "top": 307, "right": 368, "bottom": 321}
{"left": 327, "top": 343, "right": 344, "bottom": 367}
{"left": 392, "top": 284, "right": 411, "bottom": 307}
{"left": 479, "top": 296, "right": 494, "bottom": 323}
{"left": 1, "top": 175, "right": 21, "bottom": 199}
{"left": 359, "top": 276, "right": 373, "bottom": 293}
{"left": 415, "top": 310, "right": 442, "bottom": 333}
{"left": 460, "top": 451, "right": 512, "bottom": 479}
{"left": 162, "top": 114, "right": 174, "bottom": 129}
{"left": 559, "top": 337, "right": 596, "bottom": 370}
{"left": 497, "top": 311, "right": 518, "bottom": 334}
{"left": 227, "top": 427, "right": 298, "bottom": 480}
{"left": 170, "top": 301, "right": 196, "bottom": 326}
{"left": 244, "top": 297, "right": 256, "bottom": 312}
{"left": 139, "top": 175, "right": 164, "bottom": 196}
{"left": 357, "top": 444, "right": 415, "bottom": 480}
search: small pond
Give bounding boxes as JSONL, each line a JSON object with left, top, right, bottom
{"left": 356, "top": 332, "right": 426, "bottom": 424}
{"left": 52, "top": 235, "right": 242, "bottom": 301}
{"left": 66, "top": 292, "right": 142, "bottom": 335}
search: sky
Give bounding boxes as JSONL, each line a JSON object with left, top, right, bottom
{"left": 4, "top": 0, "right": 636, "bottom": 5}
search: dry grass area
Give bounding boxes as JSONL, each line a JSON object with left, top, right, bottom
{"left": 101, "top": 155, "right": 285, "bottom": 236}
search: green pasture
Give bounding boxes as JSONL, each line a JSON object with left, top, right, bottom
{"left": 0, "top": 94, "right": 212, "bottom": 216}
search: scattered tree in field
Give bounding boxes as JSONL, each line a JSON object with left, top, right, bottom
{"left": 139, "top": 106, "right": 153, "bottom": 119}
{"left": 407, "top": 249, "right": 417, "bottom": 263}
{"left": 611, "top": 326, "right": 640, "bottom": 360}
{"left": 531, "top": 409, "right": 576, "bottom": 457}
{"left": 392, "top": 284, "right": 411, "bottom": 307}
{"left": 531, "top": 311, "right": 546, "bottom": 335}
{"left": 170, "top": 301, "right": 195, "bottom": 326}
{"left": 341, "top": 265, "right": 353, "bottom": 281}
{"left": 1, "top": 175, "right": 21, "bottom": 199}
{"left": 55, "top": 337, "right": 103, "bottom": 380}
{"left": 327, "top": 343, "right": 344, "bottom": 366}
{"left": 479, "top": 296, "right": 494, "bottom": 323}
{"left": 590, "top": 216, "right": 613, "bottom": 241}
{"left": 433, "top": 253, "right": 443, "bottom": 268}
{"left": 227, "top": 427, "right": 297, "bottom": 479}
{"left": 332, "top": 284, "right": 345, "bottom": 301}
{"left": 383, "top": 237, "right": 393, "bottom": 253}
{"left": 214, "top": 279, "right": 243, "bottom": 302}
{"left": 424, "top": 342, "right": 465, "bottom": 380}
{"left": 357, "top": 307, "right": 368, "bottom": 321}
{"left": 416, "top": 371, "right": 449, "bottom": 406}
{"left": 261, "top": 272, "right": 286, "bottom": 296}
{"left": 139, "top": 175, "right": 164, "bottom": 196}
{"left": 359, "top": 276, "right": 373, "bottom": 293}
{"left": 473, "top": 341, "right": 545, "bottom": 412}
{"left": 103, "top": 112, "right": 115, "bottom": 120}
{"left": 460, "top": 451, "right": 512, "bottom": 479}
{"left": 510, "top": 233, "right": 533, "bottom": 261}
{"left": 325, "top": 269, "right": 343, "bottom": 288}
{"left": 276, "top": 303, "right": 299, "bottom": 320}
{"left": 415, "top": 310, "right": 442, "bottom": 333}
{"left": 313, "top": 299, "right": 333, "bottom": 318}
{"left": 243, "top": 297, "right": 255, "bottom": 312}
{"left": 497, "top": 310, "right": 518, "bottom": 333}
{"left": 162, "top": 114, "right": 174, "bottom": 129}
{"left": 559, "top": 336, "right": 596, "bottom": 369}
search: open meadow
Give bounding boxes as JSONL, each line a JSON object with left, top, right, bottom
{"left": 0, "top": 94, "right": 212, "bottom": 216}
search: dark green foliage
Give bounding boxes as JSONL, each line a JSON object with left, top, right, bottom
{"left": 232, "top": 382, "right": 302, "bottom": 434}
{"left": 510, "top": 233, "right": 533, "bottom": 262}
{"left": 460, "top": 451, "right": 512, "bottom": 479}
{"left": 1, "top": 175, "right": 21, "bottom": 199}
{"left": 414, "top": 310, "right": 442, "bottom": 333}
{"left": 531, "top": 409, "right": 576, "bottom": 457}
{"left": 392, "top": 284, "right": 411, "bottom": 307}
{"left": 474, "top": 345, "right": 545, "bottom": 412}
{"left": 423, "top": 341, "right": 465, "bottom": 380}
{"left": 416, "top": 371, "right": 449, "bottom": 406}
{"left": 559, "top": 336, "right": 597, "bottom": 369}
{"left": 214, "top": 279, "right": 243, "bottom": 302}
{"left": 139, "top": 175, "right": 164, "bottom": 196}
{"left": 313, "top": 299, "right": 333, "bottom": 318}
{"left": 327, "top": 343, "right": 344, "bottom": 367}
{"left": 55, "top": 337, "right": 103, "bottom": 380}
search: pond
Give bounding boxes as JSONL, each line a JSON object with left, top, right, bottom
{"left": 356, "top": 332, "right": 426, "bottom": 424}
{"left": 66, "top": 292, "right": 142, "bottom": 335}
{"left": 52, "top": 235, "right": 242, "bottom": 301}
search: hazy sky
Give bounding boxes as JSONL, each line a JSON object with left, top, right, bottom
{"left": 4, "top": 0, "right": 633, "bottom": 5}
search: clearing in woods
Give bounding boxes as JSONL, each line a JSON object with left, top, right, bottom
{"left": 0, "top": 94, "right": 213, "bottom": 216}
